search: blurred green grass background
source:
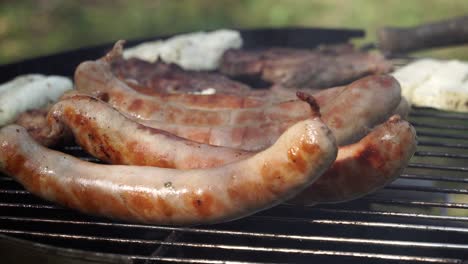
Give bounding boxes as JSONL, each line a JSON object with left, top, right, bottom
{"left": 1, "top": 0, "right": 468, "bottom": 64}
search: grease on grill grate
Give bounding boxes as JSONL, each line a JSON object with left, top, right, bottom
{"left": 0, "top": 107, "right": 467, "bottom": 264}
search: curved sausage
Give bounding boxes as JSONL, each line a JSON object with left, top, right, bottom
{"left": 289, "top": 115, "right": 417, "bottom": 205}
{"left": 0, "top": 117, "right": 337, "bottom": 225}
{"left": 48, "top": 94, "right": 253, "bottom": 169}
{"left": 48, "top": 95, "right": 415, "bottom": 206}
{"left": 75, "top": 42, "right": 400, "bottom": 134}
{"left": 75, "top": 54, "right": 311, "bottom": 126}
{"left": 137, "top": 118, "right": 303, "bottom": 151}
{"left": 134, "top": 75, "right": 401, "bottom": 149}
{"left": 76, "top": 41, "right": 269, "bottom": 111}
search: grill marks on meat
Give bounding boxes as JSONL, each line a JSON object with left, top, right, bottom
{"left": 75, "top": 44, "right": 401, "bottom": 149}
{"left": 0, "top": 117, "right": 337, "bottom": 225}
{"left": 220, "top": 47, "right": 393, "bottom": 88}
{"left": 111, "top": 58, "right": 252, "bottom": 96}
{"left": 74, "top": 43, "right": 312, "bottom": 126}
{"left": 77, "top": 40, "right": 264, "bottom": 111}
{"left": 315, "top": 75, "right": 401, "bottom": 145}
{"left": 48, "top": 94, "right": 254, "bottom": 169}
{"left": 289, "top": 115, "right": 417, "bottom": 205}
{"left": 46, "top": 95, "right": 416, "bottom": 207}
{"left": 131, "top": 75, "right": 401, "bottom": 150}
{"left": 15, "top": 109, "right": 54, "bottom": 146}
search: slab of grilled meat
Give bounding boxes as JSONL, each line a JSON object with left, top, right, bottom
{"left": 219, "top": 46, "right": 393, "bottom": 89}
{"left": 111, "top": 58, "right": 251, "bottom": 96}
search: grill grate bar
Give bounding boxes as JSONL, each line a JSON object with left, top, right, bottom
{"left": 415, "top": 131, "right": 468, "bottom": 140}
{"left": 4, "top": 201, "right": 468, "bottom": 223}
{"left": 385, "top": 184, "right": 468, "bottom": 194}
{"left": 414, "top": 151, "right": 468, "bottom": 160}
{"left": 416, "top": 141, "right": 468, "bottom": 149}
{"left": 0, "top": 190, "right": 29, "bottom": 195}
{"left": 408, "top": 163, "right": 468, "bottom": 172}
{"left": 2, "top": 216, "right": 468, "bottom": 240}
{"left": 362, "top": 198, "right": 468, "bottom": 209}
{"left": 312, "top": 208, "right": 468, "bottom": 222}
{"left": 128, "top": 255, "right": 273, "bottom": 264}
{"left": 0, "top": 202, "right": 61, "bottom": 210}
{"left": 0, "top": 177, "right": 13, "bottom": 181}
{"left": 304, "top": 219, "right": 468, "bottom": 233}
{"left": 399, "top": 173, "right": 468, "bottom": 183}
{"left": 410, "top": 122, "right": 468, "bottom": 131}
{"left": 409, "top": 111, "right": 468, "bottom": 120}
{"left": 0, "top": 229, "right": 466, "bottom": 262}
{"left": 133, "top": 252, "right": 461, "bottom": 264}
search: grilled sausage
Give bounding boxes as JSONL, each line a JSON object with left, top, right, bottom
{"left": 48, "top": 94, "right": 253, "bottom": 169}
{"left": 48, "top": 94, "right": 415, "bottom": 206}
{"left": 75, "top": 41, "right": 400, "bottom": 137}
{"left": 74, "top": 44, "right": 400, "bottom": 147}
{"left": 289, "top": 115, "right": 417, "bottom": 205}
{"left": 75, "top": 53, "right": 311, "bottom": 126}
{"left": 0, "top": 117, "right": 337, "bottom": 225}
{"left": 133, "top": 75, "right": 401, "bottom": 149}
{"left": 76, "top": 41, "right": 269, "bottom": 110}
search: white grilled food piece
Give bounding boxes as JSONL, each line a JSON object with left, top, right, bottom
{"left": 0, "top": 75, "right": 73, "bottom": 126}
{"left": 0, "top": 74, "right": 45, "bottom": 95}
{"left": 391, "top": 59, "right": 441, "bottom": 102}
{"left": 392, "top": 59, "right": 468, "bottom": 112}
{"left": 412, "top": 60, "right": 468, "bottom": 112}
{"left": 123, "top": 29, "right": 242, "bottom": 71}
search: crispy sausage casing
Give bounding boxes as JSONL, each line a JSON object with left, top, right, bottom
{"left": 0, "top": 118, "right": 337, "bottom": 225}
{"left": 46, "top": 95, "right": 416, "bottom": 206}
{"left": 76, "top": 45, "right": 401, "bottom": 150}
{"left": 48, "top": 94, "right": 253, "bottom": 169}
{"left": 289, "top": 115, "right": 417, "bottom": 205}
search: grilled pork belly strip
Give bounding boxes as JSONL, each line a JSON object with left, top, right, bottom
{"left": 0, "top": 116, "right": 337, "bottom": 225}
{"left": 219, "top": 47, "right": 393, "bottom": 88}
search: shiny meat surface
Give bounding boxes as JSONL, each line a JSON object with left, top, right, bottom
{"left": 48, "top": 94, "right": 254, "bottom": 169}
{"left": 220, "top": 47, "right": 393, "bottom": 88}
{"left": 129, "top": 75, "right": 401, "bottom": 150}
{"left": 0, "top": 118, "right": 337, "bottom": 225}
{"left": 111, "top": 58, "right": 251, "bottom": 96}
{"left": 290, "top": 115, "right": 417, "bottom": 205}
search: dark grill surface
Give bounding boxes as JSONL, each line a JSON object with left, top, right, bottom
{"left": 0, "top": 107, "right": 467, "bottom": 263}
{"left": 0, "top": 28, "right": 467, "bottom": 264}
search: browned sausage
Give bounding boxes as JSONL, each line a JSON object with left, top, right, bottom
{"left": 48, "top": 94, "right": 253, "bottom": 169}
{"left": 289, "top": 115, "right": 417, "bottom": 205}
{"left": 48, "top": 95, "right": 415, "bottom": 207}
{"left": 0, "top": 115, "right": 337, "bottom": 225}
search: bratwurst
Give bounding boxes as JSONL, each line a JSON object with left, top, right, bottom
{"left": 290, "top": 115, "right": 417, "bottom": 205}
{"left": 45, "top": 94, "right": 416, "bottom": 206}
{"left": 0, "top": 116, "right": 337, "bottom": 225}
{"left": 75, "top": 44, "right": 401, "bottom": 149}
{"left": 47, "top": 94, "right": 253, "bottom": 169}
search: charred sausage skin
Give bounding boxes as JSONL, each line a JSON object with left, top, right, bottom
{"left": 0, "top": 117, "right": 337, "bottom": 225}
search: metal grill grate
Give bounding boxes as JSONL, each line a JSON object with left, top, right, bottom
{"left": 0, "top": 106, "right": 467, "bottom": 264}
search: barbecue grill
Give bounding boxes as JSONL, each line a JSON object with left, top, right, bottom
{"left": 0, "top": 28, "right": 467, "bottom": 264}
